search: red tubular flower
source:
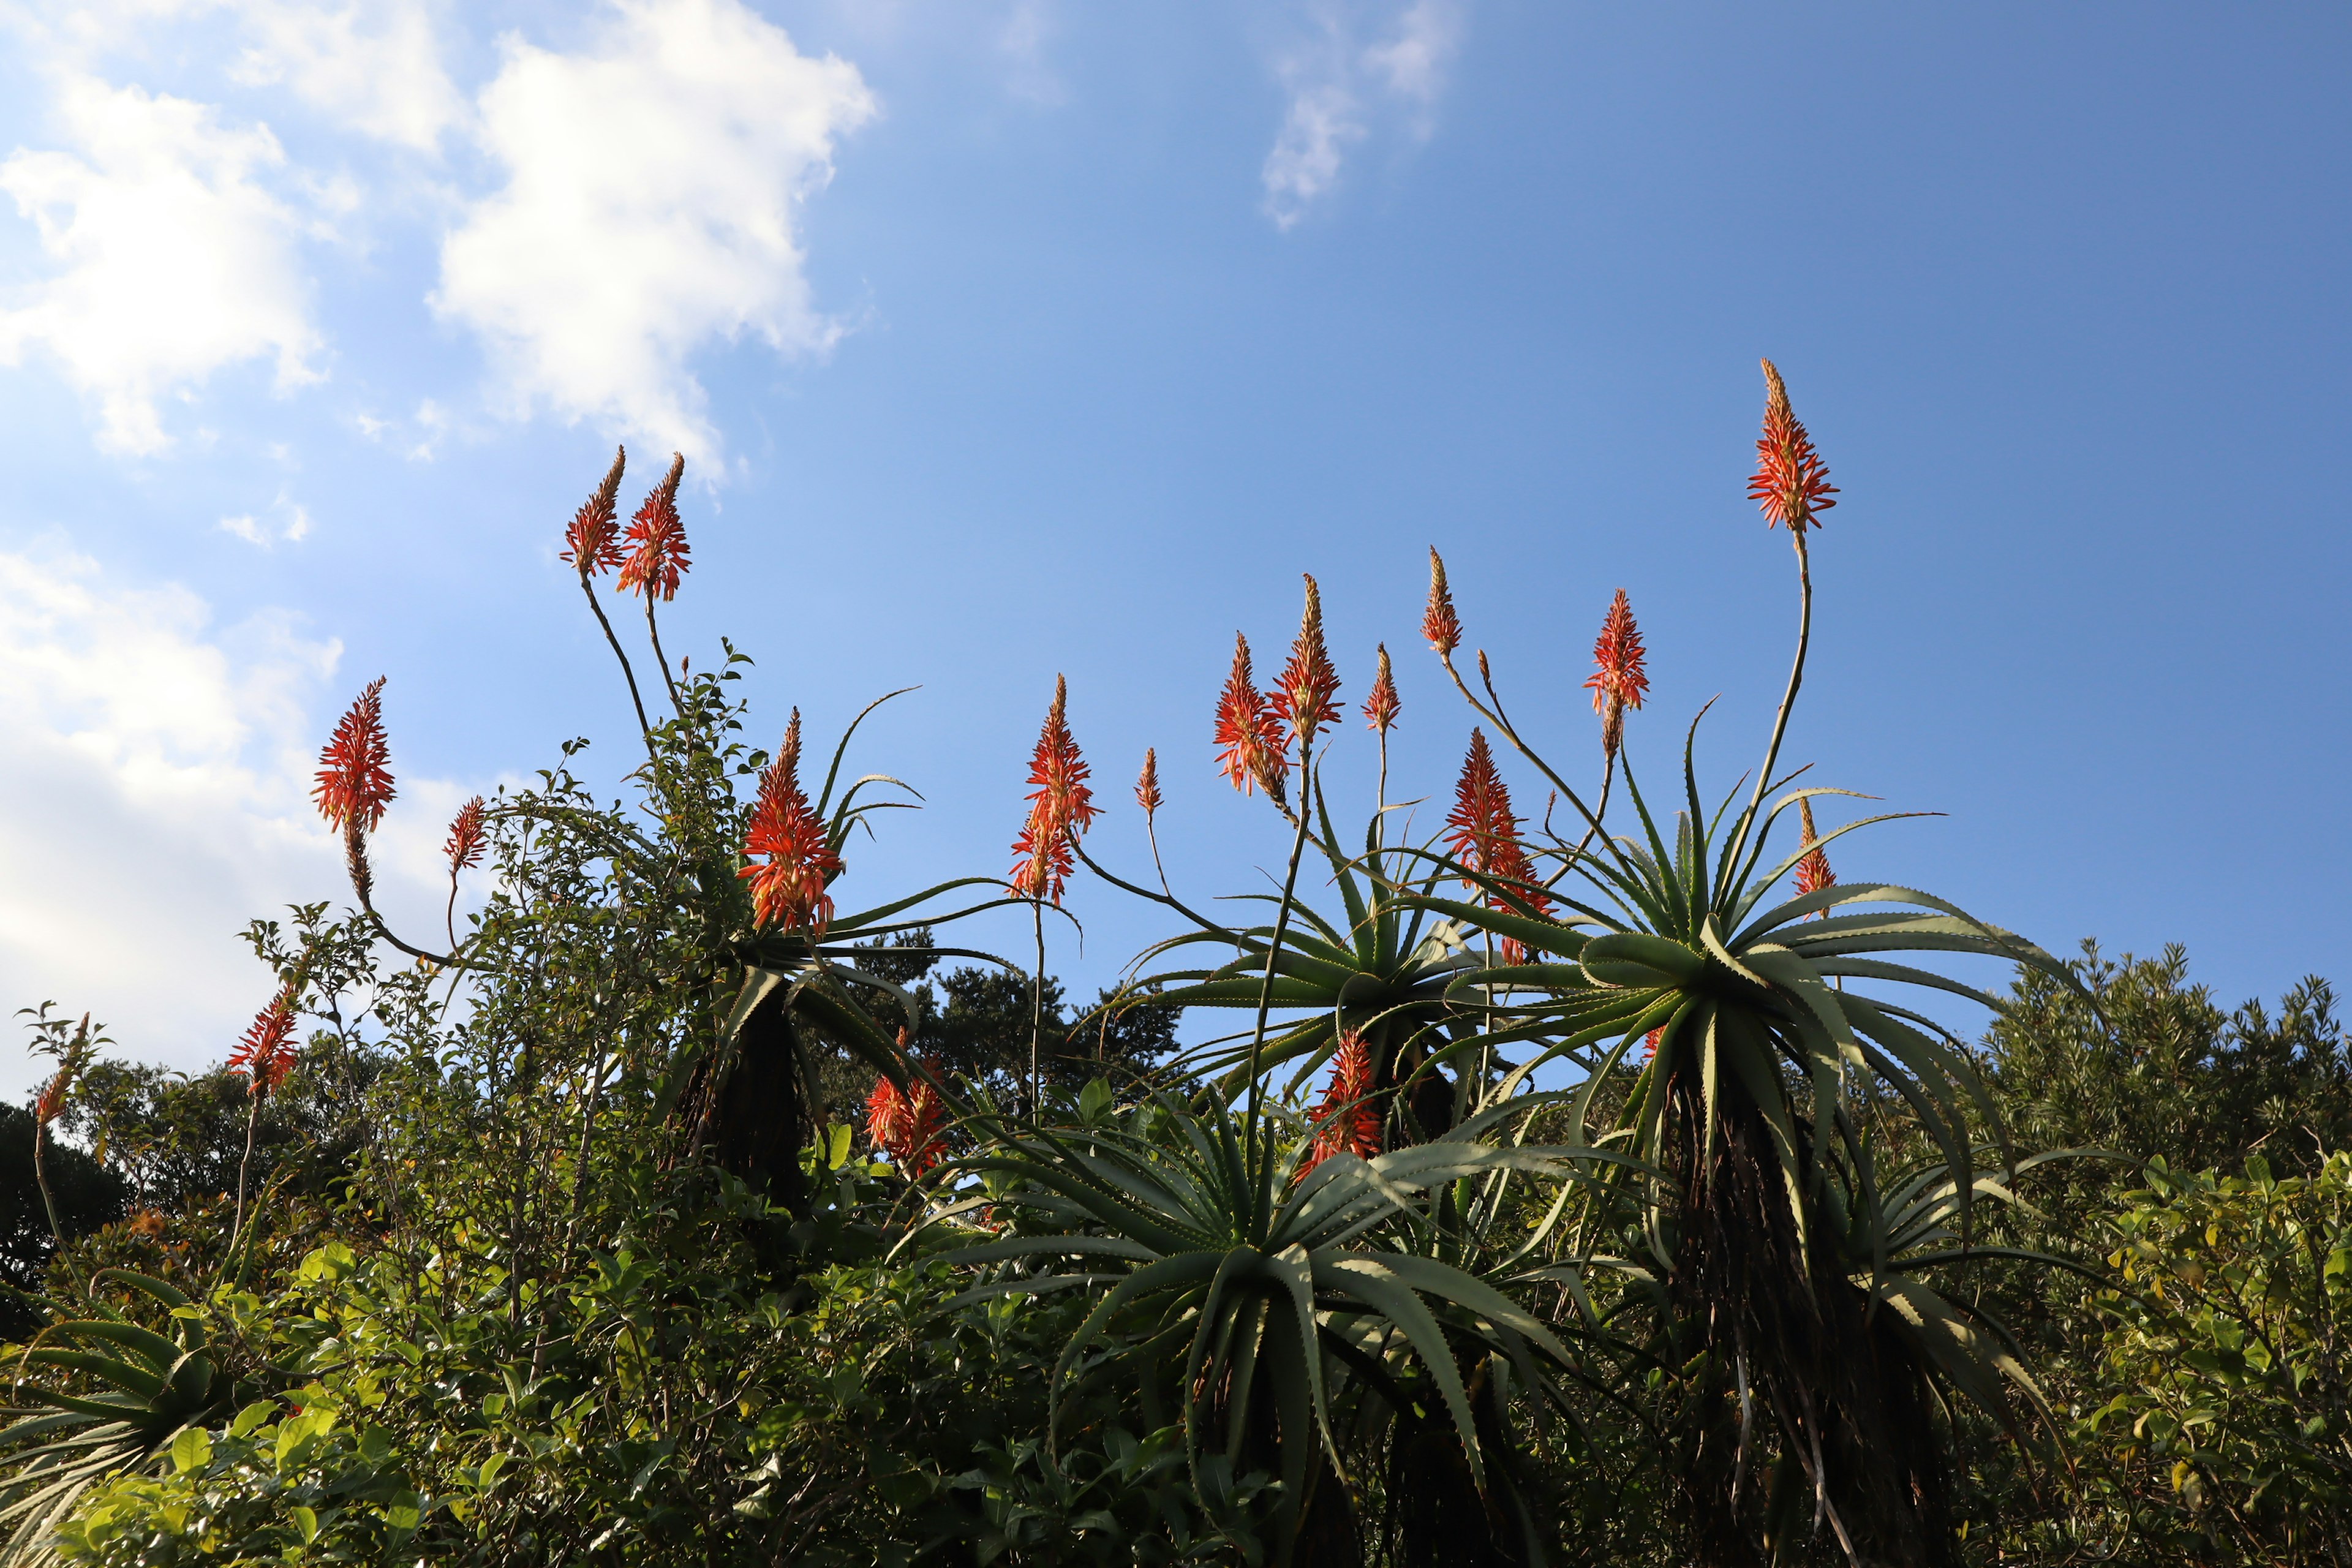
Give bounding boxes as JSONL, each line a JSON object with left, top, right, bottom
{"left": 739, "top": 710, "right": 842, "bottom": 934}
{"left": 1008, "top": 675, "right": 1099, "bottom": 906}
{"left": 228, "top": 987, "right": 300, "bottom": 1098}
{"left": 32, "top": 1065, "right": 70, "bottom": 1128}
{"left": 866, "top": 1069, "right": 947, "bottom": 1178}
{"left": 1212, "top": 633, "right": 1289, "bottom": 805}
{"left": 1638, "top": 1026, "right": 1663, "bottom": 1066}
{"left": 1748, "top": 359, "right": 1838, "bottom": 534}
{"left": 1301, "top": 1031, "right": 1381, "bottom": 1176}
{"left": 444, "top": 796, "right": 487, "bottom": 876}
{"left": 1268, "top": 574, "right": 1341, "bottom": 751}
{"left": 313, "top": 678, "right": 395, "bottom": 832}
{"left": 1135, "top": 748, "right": 1162, "bottom": 818}
{"left": 617, "top": 452, "right": 690, "bottom": 600}
{"left": 1585, "top": 589, "right": 1649, "bottom": 758}
{"left": 1422, "top": 548, "right": 1461, "bottom": 657}
{"left": 1794, "top": 796, "right": 1836, "bottom": 901}
{"left": 560, "top": 447, "right": 628, "bottom": 576}
{"left": 1363, "top": 643, "right": 1400, "bottom": 733}
{"left": 1444, "top": 729, "right": 1553, "bottom": 960}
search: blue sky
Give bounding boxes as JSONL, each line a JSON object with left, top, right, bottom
{"left": 1, "top": 0, "right": 2346, "bottom": 1096}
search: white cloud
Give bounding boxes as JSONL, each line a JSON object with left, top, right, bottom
{"left": 228, "top": 0, "right": 464, "bottom": 152}
{"left": 0, "top": 543, "right": 466, "bottom": 1098}
{"left": 1261, "top": 0, "right": 1464, "bottom": 230}
{"left": 433, "top": 0, "right": 878, "bottom": 464}
{"left": 217, "top": 487, "right": 311, "bottom": 546}
{"left": 0, "top": 73, "right": 322, "bottom": 454}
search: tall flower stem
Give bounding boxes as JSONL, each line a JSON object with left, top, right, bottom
{"left": 31, "top": 1122, "right": 62, "bottom": 1254}
{"left": 1029, "top": 899, "right": 1047, "bottom": 1118}
{"left": 1245, "top": 744, "right": 1317, "bottom": 1177}
{"left": 1720, "top": 531, "right": 1813, "bottom": 901}
{"left": 644, "top": 599, "right": 685, "bottom": 718}
{"left": 227, "top": 1094, "right": 263, "bottom": 1259}
{"left": 1440, "top": 651, "right": 1629, "bottom": 880}
{"left": 578, "top": 575, "right": 656, "bottom": 763}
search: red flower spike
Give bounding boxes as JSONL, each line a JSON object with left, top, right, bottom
{"left": 739, "top": 710, "right": 842, "bottom": 934}
{"left": 560, "top": 447, "right": 628, "bottom": 576}
{"left": 1212, "top": 633, "right": 1289, "bottom": 805}
{"left": 1363, "top": 643, "right": 1400, "bottom": 733}
{"left": 1300, "top": 1031, "right": 1381, "bottom": 1177}
{"left": 865, "top": 1076, "right": 909, "bottom": 1159}
{"left": 617, "top": 452, "right": 690, "bottom": 600}
{"left": 1008, "top": 675, "right": 1098, "bottom": 907}
{"left": 32, "top": 1065, "right": 70, "bottom": 1128}
{"left": 1748, "top": 359, "right": 1839, "bottom": 534}
{"left": 1795, "top": 796, "right": 1836, "bottom": 901}
{"left": 866, "top": 1063, "right": 948, "bottom": 1178}
{"left": 1584, "top": 589, "right": 1649, "bottom": 760}
{"left": 444, "top": 796, "right": 487, "bottom": 876}
{"left": 313, "top": 678, "right": 395, "bottom": 833}
{"left": 1444, "top": 729, "right": 1554, "bottom": 947}
{"left": 1638, "top": 1026, "right": 1662, "bottom": 1066}
{"left": 1422, "top": 548, "right": 1461, "bottom": 657}
{"left": 1269, "top": 574, "right": 1341, "bottom": 752}
{"left": 1136, "top": 748, "right": 1162, "bottom": 818}
{"left": 228, "top": 987, "right": 300, "bottom": 1098}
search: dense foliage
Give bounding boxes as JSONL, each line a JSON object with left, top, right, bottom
{"left": 5, "top": 370, "right": 2345, "bottom": 1566}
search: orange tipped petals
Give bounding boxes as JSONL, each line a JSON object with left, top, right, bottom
{"left": 32, "top": 1065, "right": 70, "bottom": 1127}
{"left": 866, "top": 1072, "right": 946, "bottom": 1177}
{"left": 228, "top": 987, "right": 299, "bottom": 1098}
{"left": 1268, "top": 574, "right": 1342, "bottom": 750}
{"left": 561, "top": 447, "right": 628, "bottom": 576}
{"left": 1136, "top": 748, "right": 1162, "bottom": 818}
{"left": 1444, "top": 729, "right": 1553, "bottom": 934}
{"left": 445, "top": 796, "right": 487, "bottom": 876}
{"left": 1795, "top": 797, "right": 1836, "bottom": 901}
{"left": 617, "top": 452, "right": 690, "bottom": 600}
{"left": 1638, "top": 1026, "right": 1662, "bottom": 1066}
{"left": 1212, "top": 634, "right": 1289, "bottom": 804}
{"left": 1301, "top": 1032, "right": 1381, "bottom": 1177}
{"left": 1363, "top": 643, "right": 1400, "bottom": 733}
{"left": 1008, "top": 675, "right": 1098, "bottom": 907}
{"left": 739, "top": 710, "right": 841, "bottom": 934}
{"left": 314, "top": 678, "right": 395, "bottom": 833}
{"left": 1749, "top": 360, "right": 1838, "bottom": 533}
{"left": 1422, "top": 548, "right": 1461, "bottom": 657}
{"left": 1584, "top": 589, "right": 1649, "bottom": 758}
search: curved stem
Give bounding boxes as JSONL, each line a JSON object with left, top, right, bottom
{"left": 644, "top": 597, "right": 684, "bottom": 718}
{"left": 1441, "top": 650, "right": 1627, "bottom": 876}
{"left": 444, "top": 874, "right": 461, "bottom": 954}
{"left": 1029, "top": 900, "right": 1047, "bottom": 1118}
{"left": 1074, "top": 841, "right": 1226, "bottom": 939}
{"left": 578, "top": 573, "right": 656, "bottom": 764}
{"left": 32, "top": 1125, "right": 62, "bottom": 1254}
{"left": 1144, "top": 815, "right": 1174, "bottom": 902}
{"left": 226, "top": 1094, "right": 262, "bottom": 1260}
{"left": 1721, "top": 531, "right": 1813, "bottom": 900}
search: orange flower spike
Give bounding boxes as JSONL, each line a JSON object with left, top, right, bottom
{"left": 1007, "top": 675, "right": 1097, "bottom": 907}
{"left": 899, "top": 1080, "right": 948, "bottom": 1177}
{"left": 617, "top": 451, "right": 691, "bottom": 600}
{"left": 1584, "top": 589, "right": 1649, "bottom": 759}
{"left": 313, "top": 678, "right": 395, "bottom": 832}
{"left": 1302, "top": 1031, "right": 1382, "bottom": 1176}
{"left": 1270, "top": 573, "right": 1342, "bottom": 751}
{"left": 1363, "top": 643, "right": 1400, "bottom": 733}
{"left": 865, "top": 1075, "right": 910, "bottom": 1159}
{"left": 1748, "top": 359, "right": 1839, "bottom": 534}
{"left": 32, "top": 1065, "right": 70, "bottom": 1128}
{"left": 1794, "top": 796, "right": 1836, "bottom": 901}
{"left": 739, "top": 710, "right": 842, "bottom": 933}
{"left": 444, "top": 796, "right": 488, "bottom": 876}
{"left": 1443, "top": 729, "right": 1554, "bottom": 944}
{"left": 1212, "top": 633, "right": 1289, "bottom": 804}
{"left": 1422, "top": 547, "right": 1461, "bottom": 657}
{"left": 560, "top": 446, "right": 628, "bottom": 576}
{"left": 227, "top": 987, "right": 300, "bottom": 1098}
{"left": 1638, "top": 1026, "right": 1663, "bottom": 1066}
{"left": 1135, "top": 747, "right": 1163, "bottom": 818}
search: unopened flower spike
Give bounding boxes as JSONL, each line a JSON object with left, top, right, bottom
{"left": 1008, "top": 674, "right": 1098, "bottom": 906}
{"left": 1135, "top": 747, "right": 1162, "bottom": 818}
{"left": 1795, "top": 796, "right": 1835, "bottom": 902}
{"left": 739, "top": 709, "right": 843, "bottom": 934}
{"left": 1585, "top": 589, "right": 1649, "bottom": 760}
{"left": 1212, "top": 633, "right": 1289, "bottom": 805}
{"left": 1363, "top": 643, "right": 1399, "bottom": 733}
{"left": 1270, "top": 573, "right": 1341, "bottom": 751}
{"left": 561, "top": 446, "right": 628, "bottom": 576}
{"left": 618, "top": 452, "right": 691, "bottom": 600}
{"left": 1749, "top": 359, "right": 1839, "bottom": 535}
{"left": 1422, "top": 547, "right": 1461, "bottom": 657}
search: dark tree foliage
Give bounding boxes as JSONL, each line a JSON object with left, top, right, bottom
{"left": 0, "top": 1104, "right": 124, "bottom": 1332}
